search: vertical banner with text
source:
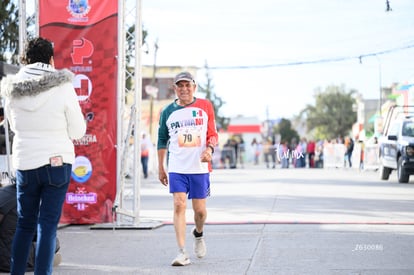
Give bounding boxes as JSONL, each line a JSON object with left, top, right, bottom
{"left": 39, "top": 0, "right": 118, "bottom": 224}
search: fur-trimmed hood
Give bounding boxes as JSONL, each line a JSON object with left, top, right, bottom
{"left": 1, "top": 62, "right": 74, "bottom": 112}
{"left": 1, "top": 63, "right": 74, "bottom": 99}
{"left": 0, "top": 62, "right": 86, "bottom": 170}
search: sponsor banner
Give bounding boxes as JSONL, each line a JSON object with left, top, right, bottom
{"left": 39, "top": 0, "right": 117, "bottom": 26}
{"left": 39, "top": 0, "right": 118, "bottom": 224}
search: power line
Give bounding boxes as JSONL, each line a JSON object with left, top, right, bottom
{"left": 207, "top": 43, "right": 414, "bottom": 70}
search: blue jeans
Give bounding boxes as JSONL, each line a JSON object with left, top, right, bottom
{"left": 141, "top": 156, "right": 149, "bottom": 178}
{"left": 11, "top": 164, "right": 71, "bottom": 275}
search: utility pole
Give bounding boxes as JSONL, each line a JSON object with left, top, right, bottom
{"left": 359, "top": 55, "right": 382, "bottom": 116}
{"left": 374, "top": 54, "right": 382, "bottom": 116}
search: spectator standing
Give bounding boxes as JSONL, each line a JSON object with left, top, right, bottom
{"left": 345, "top": 136, "right": 354, "bottom": 168}
{"left": 314, "top": 142, "right": 324, "bottom": 168}
{"left": 263, "top": 138, "right": 273, "bottom": 168}
{"left": 0, "top": 184, "right": 61, "bottom": 272}
{"left": 294, "top": 142, "right": 303, "bottom": 168}
{"left": 251, "top": 138, "right": 261, "bottom": 165}
{"left": 359, "top": 140, "right": 365, "bottom": 170}
{"left": 237, "top": 137, "right": 245, "bottom": 168}
{"left": 140, "top": 132, "right": 152, "bottom": 179}
{"left": 299, "top": 138, "right": 307, "bottom": 168}
{"left": 0, "top": 183, "right": 18, "bottom": 272}
{"left": 307, "top": 140, "right": 316, "bottom": 168}
{"left": 281, "top": 141, "right": 290, "bottom": 168}
{"left": 270, "top": 140, "right": 277, "bottom": 168}
{"left": 0, "top": 107, "right": 14, "bottom": 155}
{"left": 221, "top": 139, "right": 236, "bottom": 169}
{"left": 0, "top": 37, "right": 86, "bottom": 275}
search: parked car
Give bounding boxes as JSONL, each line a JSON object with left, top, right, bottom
{"left": 379, "top": 116, "right": 414, "bottom": 183}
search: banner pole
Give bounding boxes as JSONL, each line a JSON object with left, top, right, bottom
{"left": 133, "top": 0, "right": 143, "bottom": 225}
{"left": 115, "top": 0, "right": 126, "bottom": 221}
{"left": 92, "top": 0, "right": 161, "bottom": 230}
{"left": 18, "top": 0, "right": 27, "bottom": 58}
{"left": 35, "top": 0, "right": 39, "bottom": 36}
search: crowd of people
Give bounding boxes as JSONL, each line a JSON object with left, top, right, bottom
{"left": 214, "top": 135, "right": 370, "bottom": 170}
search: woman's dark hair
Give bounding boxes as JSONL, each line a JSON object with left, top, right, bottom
{"left": 21, "top": 37, "right": 54, "bottom": 65}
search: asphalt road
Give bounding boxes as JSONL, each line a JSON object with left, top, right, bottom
{"left": 138, "top": 166, "right": 414, "bottom": 225}
{"left": 4, "top": 166, "right": 414, "bottom": 274}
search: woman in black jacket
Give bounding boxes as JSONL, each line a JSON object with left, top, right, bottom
{"left": 0, "top": 184, "right": 60, "bottom": 272}
{"left": 0, "top": 183, "right": 18, "bottom": 271}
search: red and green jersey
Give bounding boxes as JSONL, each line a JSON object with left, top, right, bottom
{"left": 157, "top": 97, "right": 218, "bottom": 173}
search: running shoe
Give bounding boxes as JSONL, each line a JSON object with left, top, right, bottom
{"left": 193, "top": 228, "right": 206, "bottom": 258}
{"left": 171, "top": 250, "right": 190, "bottom": 266}
{"left": 53, "top": 253, "right": 62, "bottom": 266}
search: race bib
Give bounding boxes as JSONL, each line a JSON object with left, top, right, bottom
{"left": 178, "top": 130, "right": 202, "bottom": 147}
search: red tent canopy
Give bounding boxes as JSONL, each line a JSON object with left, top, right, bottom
{"left": 227, "top": 124, "right": 261, "bottom": 134}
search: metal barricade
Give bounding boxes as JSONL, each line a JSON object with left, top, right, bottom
{"left": 220, "top": 147, "right": 236, "bottom": 169}
{"left": 323, "top": 143, "right": 346, "bottom": 168}
{"left": 364, "top": 144, "right": 380, "bottom": 170}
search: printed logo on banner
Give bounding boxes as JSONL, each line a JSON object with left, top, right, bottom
{"left": 71, "top": 38, "right": 94, "bottom": 64}
{"left": 71, "top": 155, "right": 92, "bottom": 183}
{"left": 68, "top": 155, "right": 97, "bottom": 211}
{"left": 67, "top": 0, "right": 91, "bottom": 22}
{"left": 73, "top": 74, "right": 92, "bottom": 101}
{"left": 66, "top": 186, "right": 97, "bottom": 211}
{"left": 73, "top": 134, "right": 98, "bottom": 146}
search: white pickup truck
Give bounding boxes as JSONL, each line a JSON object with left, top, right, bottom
{"left": 379, "top": 106, "right": 414, "bottom": 183}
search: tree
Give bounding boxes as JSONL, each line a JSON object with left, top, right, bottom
{"left": 301, "top": 84, "right": 357, "bottom": 140}
{"left": 0, "top": 0, "right": 19, "bottom": 63}
{"left": 198, "top": 62, "right": 230, "bottom": 130}
{"left": 126, "top": 25, "right": 148, "bottom": 65}
{"left": 273, "top": 118, "right": 299, "bottom": 145}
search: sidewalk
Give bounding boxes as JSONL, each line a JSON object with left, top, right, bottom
{"left": 20, "top": 223, "right": 414, "bottom": 275}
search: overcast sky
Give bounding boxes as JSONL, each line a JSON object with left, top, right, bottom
{"left": 141, "top": 0, "right": 414, "bottom": 120}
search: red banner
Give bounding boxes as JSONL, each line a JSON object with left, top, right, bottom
{"left": 39, "top": 0, "right": 118, "bottom": 224}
